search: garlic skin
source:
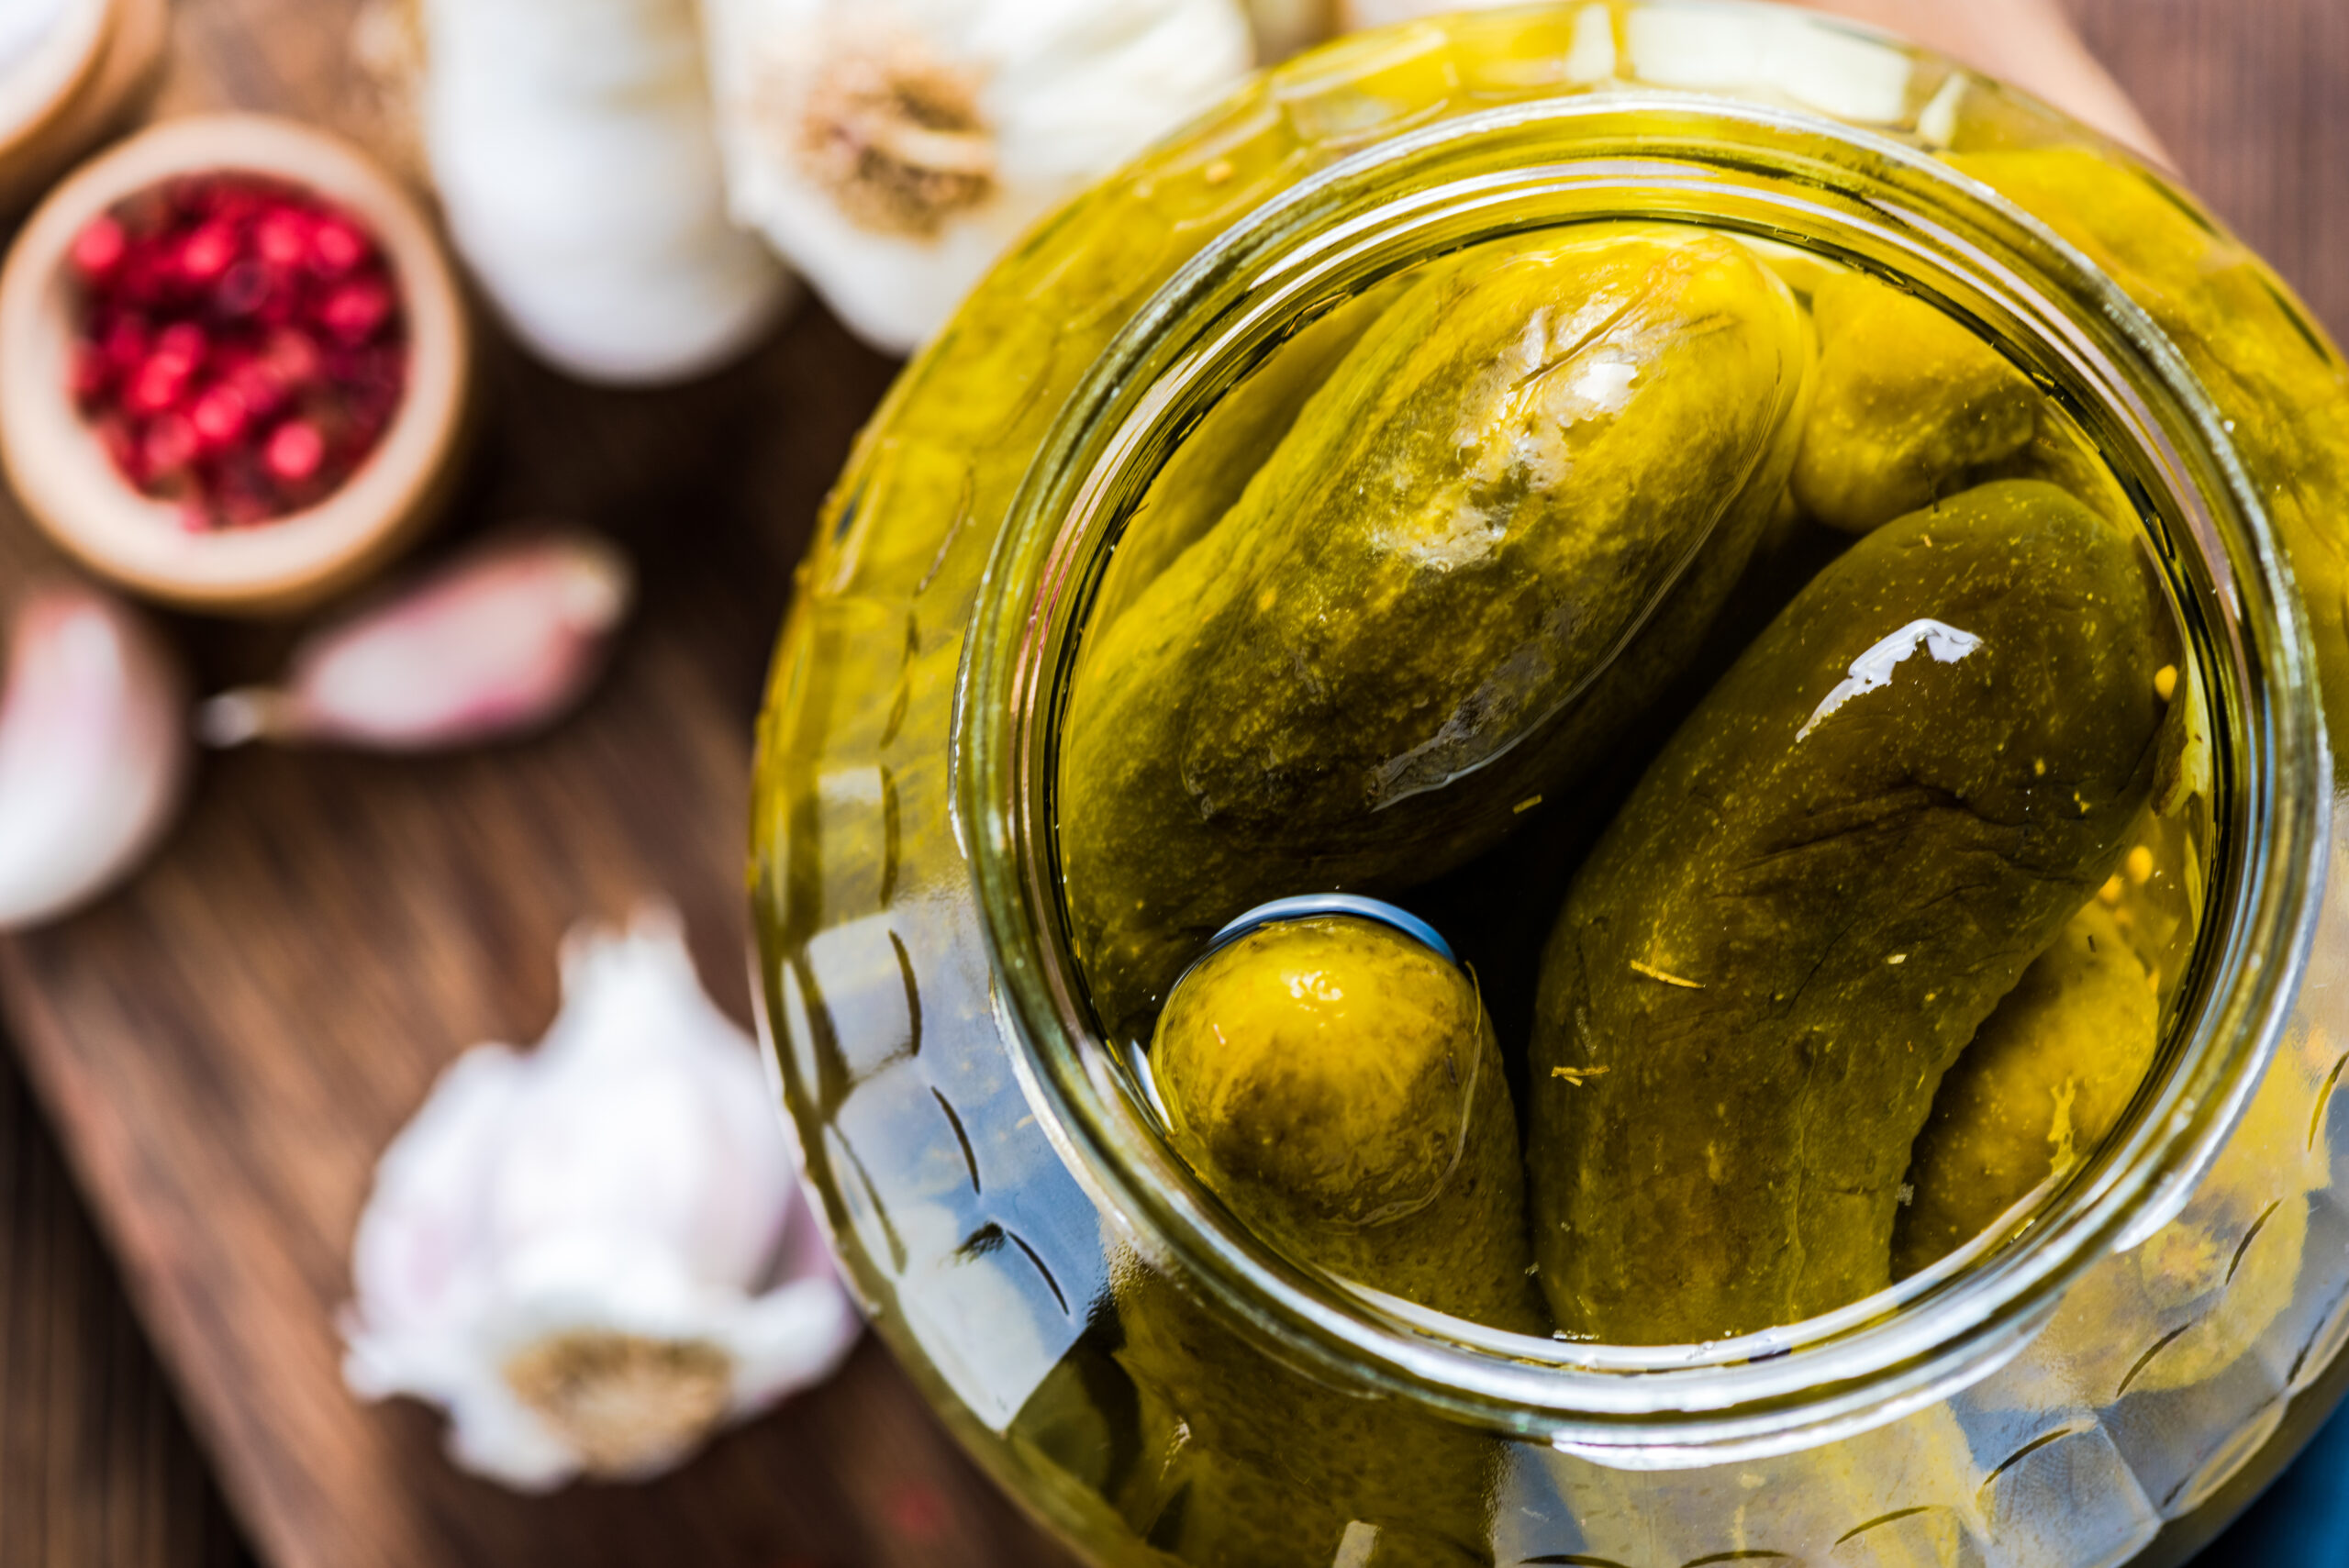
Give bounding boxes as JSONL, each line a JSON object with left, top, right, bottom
{"left": 698, "top": 0, "right": 1254, "bottom": 354}
{"left": 343, "top": 906, "right": 860, "bottom": 1490}
{"left": 1337, "top": 0, "right": 1510, "bottom": 27}
{"left": 0, "top": 583, "right": 189, "bottom": 930}
{"left": 0, "top": 0, "right": 67, "bottom": 91}
{"left": 1241, "top": 0, "right": 1334, "bottom": 61}
{"left": 420, "top": 0, "right": 796, "bottom": 384}
{"left": 196, "top": 532, "right": 635, "bottom": 751}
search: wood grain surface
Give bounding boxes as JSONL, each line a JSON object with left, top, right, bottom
{"left": 0, "top": 1, "right": 1077, "bottom": 1564}
{"left": 1, "top": 1049, "right": 251, "bottom": 1568}
{"left": 1, "top": 1, "right": 2343, "bottom": 1565}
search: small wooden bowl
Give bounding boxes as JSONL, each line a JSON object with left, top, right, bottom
{"left": 0, "top": 0, "right": 169, "bottom": 214}
{"left": 0, "top": 114, "right": 472, "bottom": 615}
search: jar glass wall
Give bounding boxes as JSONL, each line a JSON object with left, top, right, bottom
{"left": 751, "top": 6, "right": 2349, "bottom": 1564}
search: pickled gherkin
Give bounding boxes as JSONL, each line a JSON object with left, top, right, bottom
{"left": 1892, "top": 900, "right": 2160, "bottom": 1278}
{"left": 1955, "top": 146, "right": 2349, "bottom": 784}
{"left": 1791, "top": 270, "right": 2040, "bottom": 534}
{"left": 1113, "top": 1259, "right": 1497, "bottom": 1568}
{"left": 1528, "top": 480, "right": 2173, "bottom": 1344}
{"left": 1050, "top": 203, "right": 2218, "bottom": 1366}
{"left": 1063, "top": 225, "right": 1814, "bottom": 1037}
{"left": 1112, "top": 913, "right": 1537, "bottom": 1566}
{"left": 1090, "top": 278, "right": 1412, "bottom": 633}
{"left": 1151, "top": 915, "right": 1543, "bottom": 1331}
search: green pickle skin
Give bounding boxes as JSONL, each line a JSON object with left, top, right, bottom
{"left": 1063, "top": 224, "right": 1813, "bottom": 1036}
{"left": 1791, "top": 270, "right": 2040, "bottom": 535}
{"left": 1115, "top": 915, "right": 1535, "bottom": 1566}
{"left": 1529, "top": 480, "right": 2170, "bottom": 1344}
{"left": 1956, "top": 147, "right": 2349, "bottom": 777}
{"left": 1894, "top": 901, "right": 2160, "bottom": 1278}
{"left": 1111, "top": 1266, "right": 1497, "bottom": 1568}
{"left": 1151, "top": 916, "right": 1544, "bottom": 1331}
{"left": 1090, "top": 279, "right": 1411, "bottom": 634}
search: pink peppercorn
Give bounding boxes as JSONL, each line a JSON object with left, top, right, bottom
{"left": 150, "top": 321, "right": 207, "bottom": 375}
{"left": 188, "top": 384, "right": 250, "bottom": 450}
{"left": 319, "top": 280, "right": 392, "bottom": 344}
{"left": 65, "top": 174, "right": 408, "bottom": 528}
{"left": 308, "top": 217, "right": 369, "bottom": 277}
{"left": 264, "top": 328, "right": 320, "bottom": 387}
{"left": 71, "top": 215, "right": 127, "bottom": 281}
{"left": 253, "top": 208, "right": 309, "bottom": 269}
{"left": 264, "top": 419, "right": 324, "bottom": 483}
{"left": 178, "top": 221, "right": 238, "bottom": 284}
{"left": 125, "top": 355, "right": 188, "bottom": 417}
{"left": 143, "top": 412, "right": 198, "bottom": 476}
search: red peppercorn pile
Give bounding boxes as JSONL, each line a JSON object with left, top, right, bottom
{"left": 67, "top": 174, "right": 409, "bottom": 529}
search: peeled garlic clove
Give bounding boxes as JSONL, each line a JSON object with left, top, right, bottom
{"left": 419, "top": 0, "right": 796, "bottom": 384}
{"left": 197, "top": 532, "right": 635, "bottom": 751}
{"left": 699, "top": 0, "right": 1254, "bottom": 354}
{"left": 0, "top": 584, "right": 190, "bottom": 929}
{"left": 343, "top": 906, "right": 860, "bottom": 1491}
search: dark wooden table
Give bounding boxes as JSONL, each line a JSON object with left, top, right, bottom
{"left": 2, "top": 1, "right": 2344, "bottom": 1564}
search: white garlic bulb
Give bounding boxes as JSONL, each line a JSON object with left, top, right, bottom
{"left": 697, "top": 0, "right": 1254, "bottom": 354}
{"left": 419, "top": 0, "right": 796, "bottom": 384}
{"left": 343, "top": 906, "right": 859, "bottom": 1490}
{"left": 0, "top": 583, "right": 189, "bottom": 930}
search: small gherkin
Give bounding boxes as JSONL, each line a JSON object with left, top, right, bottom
{"left": 1151, "top": 914, "right": 1543, "bottom": 1332}
{"left": 1063, "top": 223, "right": 1814, "bottom": 1039}
{"left": 1114, "top": 913, "right": 1537, "bottom": 1567}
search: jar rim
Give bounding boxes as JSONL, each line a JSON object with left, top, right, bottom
{"left": 957, "top": 85, "right": 2328, "bottom": 1459}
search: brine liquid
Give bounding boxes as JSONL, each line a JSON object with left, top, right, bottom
{"left": 1058, "top": 219, "right": 2216, "bottom": 1340}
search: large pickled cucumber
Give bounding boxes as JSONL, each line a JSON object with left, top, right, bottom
{"left": 1893, "top": 901, "right": 2160, "bottom": 1278}
{"left": 1063, "top": 225, "right": 1813, "bottom": 1036}
{"left": 1152, "top": 915, "right": 1543, "bottom": 1331}
{"left": 1790, "top": 270, "right": 2039, "bottom": 534}
{"left": 1529, "top": 480, "right": 2171, "bottom": 1344}
{"left": 1092, "top": 277, "right": 1411, "bottom": 632}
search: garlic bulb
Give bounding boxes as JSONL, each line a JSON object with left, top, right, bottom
{"left": 0, "top": 0, "right": 67, "bottom": 91}
{"left": 697, "top": 0, "right": 1254, "bottom": 354}
{"left": 0, "top": 583, "right": 189, "bottom": 930}
{"left": 196, "top": 532, "right": 634, "bottom": 751}
{"left": 343, "top": 906, "right": 860, "bottom": 1490}
{"left": 419, "top": 0, "right": 795, "bottom": 384}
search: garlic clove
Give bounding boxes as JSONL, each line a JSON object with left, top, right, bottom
{"left": 699, "top": 0, "right": 1255, "bottom": 354}
{"left": 340, "top": 1045, "right": 529, "bottom": 1351}
{"left": 419, "top": 0, "right": 796, "bottom": 385}
{"left": 196, "top": 531, "right": 635, "bottom": 752}
{"left": 343, "top": 905, "right": 860, "bottom": 1490}
{"left": 0, "top": 582, "right": 190, "bottom": 929}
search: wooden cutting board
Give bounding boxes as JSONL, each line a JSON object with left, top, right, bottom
{"left": 0, "top": 1, "right": 1078, "bottom": 1563}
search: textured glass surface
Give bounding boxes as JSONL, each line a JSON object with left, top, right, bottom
{"left": 750, "top": 6, "right": 2349, "bottom": 1563}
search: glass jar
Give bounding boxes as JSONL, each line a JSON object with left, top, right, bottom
{"left": 749, "top": 5, "right": 2349, "bottom": 1563}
